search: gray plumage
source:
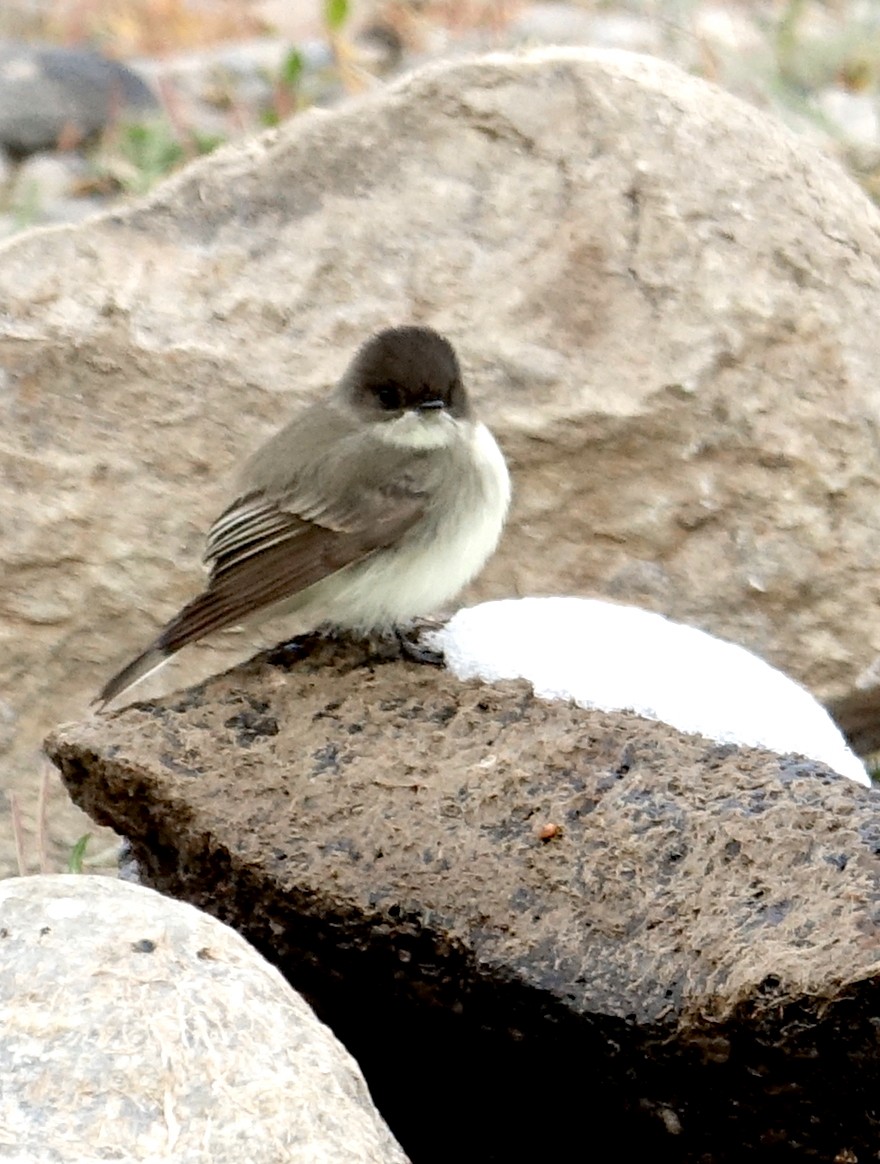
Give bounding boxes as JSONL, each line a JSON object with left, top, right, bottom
{"left": 97, "top": 326, "right": 510, "bottom": 708}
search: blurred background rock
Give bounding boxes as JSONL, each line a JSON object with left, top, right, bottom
{"left": 2, "top": 1, "right": 880, "bottom": 238}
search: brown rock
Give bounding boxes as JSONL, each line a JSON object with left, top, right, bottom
{"left": 45, "top": 638, "right": 880, "bottom": 1161}
{"left": 0, "top": 872, "right": 408, "bottom": 1163}
{"left": 5, "top": 47, "right": 880, "bottom": 865}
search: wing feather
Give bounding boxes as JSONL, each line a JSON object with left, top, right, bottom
{"left": 96, "top": 420, "right": 432, "bottom": 706}
{"left": 157, "top": 488, "right": 424, "bottom": 653}
{"left": 204, "top": 498, "right": 309, "bottom": 578}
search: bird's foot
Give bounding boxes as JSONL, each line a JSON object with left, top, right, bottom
{"left": 264, "top": 632, "right": 327, "bottom": 668}
{"left": 265, "top": 623, "right": 446, "bottom": 669}
{"left": 395, "top": 618, "right": 446, "bottom": 667}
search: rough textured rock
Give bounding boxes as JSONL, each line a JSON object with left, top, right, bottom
{"left": 0, "top": 41, "right": 156, "bottom": 156}
{"left": 0, "top": 873, "right": 408, "bottom": 1163}
{"left": 46, "top": 639, "right": 880, "bottom": 1162}
{"left": 6, "top": 46, "right": 880, "bottom": 866}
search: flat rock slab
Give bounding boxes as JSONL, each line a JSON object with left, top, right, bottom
{"left": 46, "top": 639, "right": 880, "bottom": 1162}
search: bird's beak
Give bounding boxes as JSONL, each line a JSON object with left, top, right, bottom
{"left": 417, "top": 400, "right": 446, "bottom": 412}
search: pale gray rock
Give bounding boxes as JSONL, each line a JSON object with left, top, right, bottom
{"left": 0, "top": 41, "right": 156, "bottom": 156}
{"left": 816, "top": 87, "right": 880, "bottom": 150}
{"left": 12, "top": 150, "right": 76, "bottom": 203}
{"left": 3, "top": 47, "right": 880, "bottom": 869}
{"left": 10, "top": 150, "right": 89, "bottom": 207}
{"left": 0, "top": 874, "right": 408, "bottom": 1164}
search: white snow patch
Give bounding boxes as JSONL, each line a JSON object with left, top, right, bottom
{"left": 426, "top": 597, "right": 869, "bottom": 787}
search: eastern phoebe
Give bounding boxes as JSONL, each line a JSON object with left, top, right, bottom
{"left": 97, "top": 326, "right": 511, "bottom": 707}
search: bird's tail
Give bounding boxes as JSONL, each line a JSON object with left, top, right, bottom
{"left": 94, "top": 583, "right": 260, "bottom": 710}
{"left": 94, "top": 644, "right": 171, "bottom": 710}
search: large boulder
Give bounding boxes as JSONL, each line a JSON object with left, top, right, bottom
{"left": 45, "top": 637, "right": 880, "bottom": 1161}
{"left": 5, "top": 46, "right": 880, "bottom": 868}
{"left": 0, "top": 873, "right": 408, "bottom": 1163}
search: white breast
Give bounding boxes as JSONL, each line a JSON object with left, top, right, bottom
{"left": 306, "top": 421, "right": 511, "bottom": 631}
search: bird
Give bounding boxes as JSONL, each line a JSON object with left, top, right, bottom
{"left": 96, "top": 325, "right": 511, "bottom": 708}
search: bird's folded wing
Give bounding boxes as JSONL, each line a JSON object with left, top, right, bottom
{"left": 157, "top": 488, "right": 424, "bottom": 653}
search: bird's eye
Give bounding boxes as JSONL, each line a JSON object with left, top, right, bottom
{"left": 374, "top": 383, "right": 400, "bottom": 410}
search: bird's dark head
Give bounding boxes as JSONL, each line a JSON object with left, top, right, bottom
{"left": 341, "top": 327, "right": 473, "bottom": 436}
